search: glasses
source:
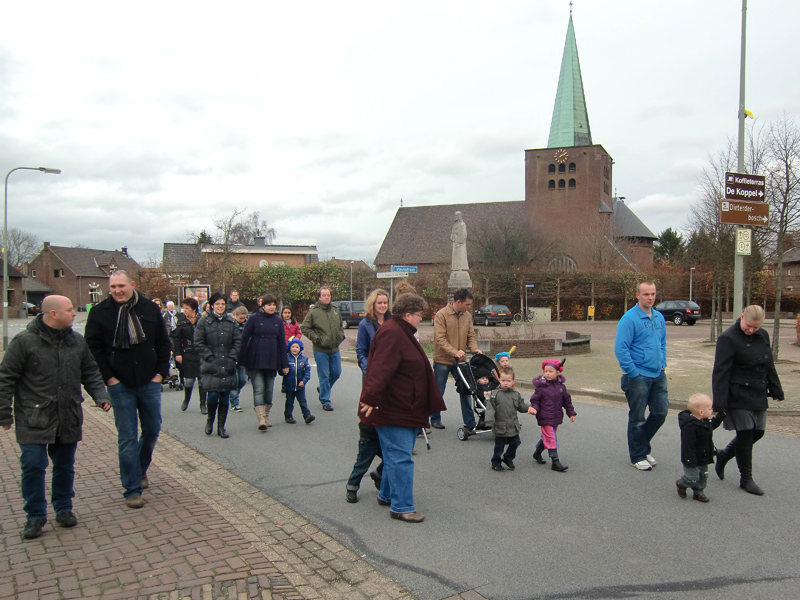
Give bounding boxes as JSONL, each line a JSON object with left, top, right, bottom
{"left": 409, "top": 312, "right": 424, "bottom": 319}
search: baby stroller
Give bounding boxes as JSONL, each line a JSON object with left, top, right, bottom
{"left": 454, "top": 353, "right": 499, "bottom": 441}
{"left": 162, "top": 360, "right": 183, "bottom": 391}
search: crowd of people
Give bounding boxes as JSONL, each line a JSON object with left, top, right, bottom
{"left": 0, "top": 274, "right": 786, "bottom": 539}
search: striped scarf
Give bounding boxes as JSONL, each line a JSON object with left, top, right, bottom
{"left": 113, "top": 291, "right": 146, "bottom": 349}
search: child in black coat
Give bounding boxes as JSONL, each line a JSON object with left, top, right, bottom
{"left": 677, "top": 393, "right": 725, "bottom": 502}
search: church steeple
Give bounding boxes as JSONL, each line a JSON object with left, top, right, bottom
{"left": 547, "top": 14, "right": 592, "bottom": 148}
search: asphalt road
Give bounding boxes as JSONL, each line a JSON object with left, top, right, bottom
{"left": 160, "top": 361, "right": 800, "bottom": 600}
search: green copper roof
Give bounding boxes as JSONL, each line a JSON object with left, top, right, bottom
{"left": 547, "top": 15, "right": 592, "bottom": 148}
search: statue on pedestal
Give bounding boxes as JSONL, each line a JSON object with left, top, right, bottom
{"left": 448, "top": 211, "right": 472, "bottom": 289}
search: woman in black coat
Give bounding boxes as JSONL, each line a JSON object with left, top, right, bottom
{"left": 238, "top": 293, "right": 288, "bottom": 431}
{"left": 712, "top": 305, "right": 784, "bottom": 495}
{"left": 194, "top": 293, "right": 242, "bottom": 439}
{"left": 174, "top": 297, "right": 205, "bottom": 413}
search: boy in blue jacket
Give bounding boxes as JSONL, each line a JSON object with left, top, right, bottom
{"left": 283, "top": 338, "right": 315, "bottom": 424}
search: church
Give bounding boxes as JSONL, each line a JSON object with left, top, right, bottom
{"left": 375, "top": 13, "right": 656, "bottom": 276}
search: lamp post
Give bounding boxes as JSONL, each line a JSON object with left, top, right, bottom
{"left": 349, "top": 261, "right": 354, "bottom": 306}
{"left": 4, "top": 167, "right": 61, "bottom": 349}
{"left": 690, "top": 267, "right": 696, "bottom": 302}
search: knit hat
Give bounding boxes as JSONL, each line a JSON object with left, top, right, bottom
{"left": 474, "top": 367, "right": 492, "bottom": 381}
{"left": 287, "top": 337, "right": 304, "bottom": 352}
{"left": 494, "top": 351, "right": 511, "bottom": 362}
{"left": 208, "top": 292, "right": 226, "bottom": 307}
{"left": 541, "top": 358, "right": 566, "bottom": 372}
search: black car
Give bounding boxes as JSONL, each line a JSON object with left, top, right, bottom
{"left": 473, "top": 304, "right": 512, "bottom": 327}
{"left": 330, "top": 300, "right": 366, "bottom": 329}
{"left": 23, "top": 302, "right": 41, "bottom": 316}
{"left": 654, "top": 300, "right": 702, "bottom": 325}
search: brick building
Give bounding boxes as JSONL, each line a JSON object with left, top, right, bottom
{"left": 375, "top": 14, "right": 655, "bottom": 275}
{"left": 27, "top": 243, "right": 142, "bottom": 310}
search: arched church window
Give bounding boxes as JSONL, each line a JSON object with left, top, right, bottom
{"left": 569, "top": 163, "right": 576, "bottom": 173}
{"left": 548, "top": 164, "right": 556, "bottom": 174}
{"left": 558, "top": 179, "right": 565, "bottom": 189}
{"left": 568, "top": 178, "right": 576, "bottom": 188}
{"left": 548, "top": 255, "right": 578, "bottom": 272}
{"left": 558, "top": 164, "right": 566, "bottom": 174}
{"left": 548, "top": 180, "right": 556, "bottom": 190}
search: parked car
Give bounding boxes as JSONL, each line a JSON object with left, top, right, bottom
{"left": 330, "top": 300, "right": 366, "bottom": 329}
{"left": 473, "top": 304, "right": 513, "bottom": 327}
{"left": 22, "top": 302, "right": 41, "bottom": 316}
{"left": 654, "top": 300, "right": 702, "bottom": 325}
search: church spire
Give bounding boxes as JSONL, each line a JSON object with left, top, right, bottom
{"left": 547, "top": 13, "right": 592, "bottom": 148}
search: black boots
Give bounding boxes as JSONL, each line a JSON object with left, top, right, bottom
{"left": 532, "top": 440, "right": 546, "bottom": 464}
{"left": 715, "top": 439, "right": 736, "bottom": 480}
{"left": 217, "top": 403, "right": 230, "bottom": 438}
{"left": 735, "top": 429, "right": 764, "bottom": 495}
{"left": 199, "top": 389, "right": 208, "bottom": 415}
{"left": 549, "top": 449, "right": 568, "bottom": 472}
{"left": 205, "top": 400, "right": 217, "bottom": 435}
{"left": 181, "top": 387, "right": 192, "bottom": 412}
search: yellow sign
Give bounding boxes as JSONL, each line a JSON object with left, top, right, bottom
{"left": 588, "top": 305, "right": 595, "bottom": 317}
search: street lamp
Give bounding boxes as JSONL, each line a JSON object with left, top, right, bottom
{"left": 4, "top": 166, "right": 61, "bottom": 349}
{"left": 690, "top": 267, "right": 696, "bottom": 302}
{"left": 349, "top": 261, "right": 354, "bottom": 306}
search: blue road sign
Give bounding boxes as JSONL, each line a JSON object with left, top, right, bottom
{"left": 391, "top": 265, "right": 418, "bottom": 273}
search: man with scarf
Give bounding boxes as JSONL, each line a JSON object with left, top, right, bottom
{"left": 85, "top": 270, "right": 171, "bottom": 508}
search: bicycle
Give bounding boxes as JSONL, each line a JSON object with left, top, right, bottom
{"left": 512, "top": 309, "right": 537, "bottom": 323}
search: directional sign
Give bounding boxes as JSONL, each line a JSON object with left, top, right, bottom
{"left": 376, "top": 271, "right": 408, "bottom": 279}
{"left": 736, "top": 228, "right": 752, "bottom": 256}
{"left": 391, "top": 265, "right": 418, "bottom": 273}
{"left": 719, "top": 199, "right": 769, "bottom": 227}
{"left": 725, "top": 172, "right": 766, "bottom": 201}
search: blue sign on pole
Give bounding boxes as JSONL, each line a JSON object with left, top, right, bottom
{"left": 391, "top": 265, "right": 418, "bottom": 273}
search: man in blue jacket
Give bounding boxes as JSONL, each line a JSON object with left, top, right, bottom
{"left": 614, "top": 281, "right": 668, "bottom": 471}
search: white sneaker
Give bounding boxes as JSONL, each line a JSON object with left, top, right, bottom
{"left": 631, "top": 460, "right": 652, "bottom": 471}
{"left": 645, "top": 454, "right": 657, "bottom": 467}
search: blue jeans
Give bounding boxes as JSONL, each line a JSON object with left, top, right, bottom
{"left": 19, "top": 443, "right": 77, "bottom": 520}
{"left": 206, "top": 390, "right": 230, "bottom": 408}
{"left": 491, "top": 435, "right": 521, "bottom": 466}
{"left": 680, "top": 465, "right": 709, "bottom": 493}
{"left": 346, "top": 434, "right": 384, "bottom": 491}
{"left": 247, "top": 369, "right": 276, "bottom": 407}
{"left": 228, "top": 368, "right": 248, "bottom": 407}
{"left": 107, "top": 381, "right": 162, "bottom": 499}
{"left": 433, "top": 361, "right": 475, "bottom": 429}
{"left": 313, "top": 351, "right": 341, "bottom": 406}
{"left": 284, "top": 388, "right": 311, "bottom": 419}
{"left": 621, "top": 371, "right": 669, "bottom": 463}
{"left": 375, "top": 425, "right": 417, "bottom": 514}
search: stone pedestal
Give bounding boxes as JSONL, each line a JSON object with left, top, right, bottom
{"left": 447, "top": 270, "right": 472, "bottom": 290}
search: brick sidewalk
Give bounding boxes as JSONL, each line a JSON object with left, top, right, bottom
{"left": 0, "top": 405, "right": 418, "bottom": 600}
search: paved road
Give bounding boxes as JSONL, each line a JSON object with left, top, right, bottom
{"left": 161, "top": 362, "right": 800, "bottom": 600}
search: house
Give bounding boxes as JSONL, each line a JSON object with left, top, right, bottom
{"left": 162, "top": 237, "right": 319, "bottom": 277}
{"left": 27, "top": 243, "right": 142, "bottom": 310}
{"left": 0, "top": 260, "right": 28, "bottom": 315}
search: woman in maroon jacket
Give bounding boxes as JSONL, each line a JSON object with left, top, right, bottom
{"left": 359, "top": 294, "right": 446, "bottom": 523}
{"left": 281, "top": 307, "right": 302, "bottom": 345}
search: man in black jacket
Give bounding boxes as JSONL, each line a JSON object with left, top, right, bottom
{"left": 0, "top": 296, "right": 111, "bottom": 539}
{"left": 85, "top": 271, "right": 171, "bottom": 509}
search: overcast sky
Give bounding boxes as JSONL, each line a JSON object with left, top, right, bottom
{"left": 1, "top": 1, "right": 798, "bottom": 266}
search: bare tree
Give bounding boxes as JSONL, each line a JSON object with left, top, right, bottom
{"left": 1, "top": 227, "right": 39, "bottom": 266}
{"left": 765, "top": 114, "right": 800, "bottom": 359}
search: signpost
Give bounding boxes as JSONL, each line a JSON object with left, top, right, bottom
{"left": 725, "top": 171, "right": 766, "bottom": 201}
{"left": 719, "top": 199, "right": 769, "bottom": 226}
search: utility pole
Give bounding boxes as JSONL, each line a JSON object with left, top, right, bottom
{"left": 732, "top": 0, "right": 747, "bottom": 318}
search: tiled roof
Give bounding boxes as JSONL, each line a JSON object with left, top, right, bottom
{"left": 613, "top": 199, "right": 657, "bottom": 240}
{"left": 327, "top": 258, "right": 372, "bottom": 270}
{"left": 374, "top": 202, "right": 526, "bottom": 266}
{"left": 0, "top": 260, "right": 24, "bottom": 278}
{"left": 162, "top": 243, "right": 202, "bottom": 274}
{"left": 22, "top": 278, "right": 53, "bottom": 292}
{"left": 44, "top": 246, "right": 141, "bottom": 277}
